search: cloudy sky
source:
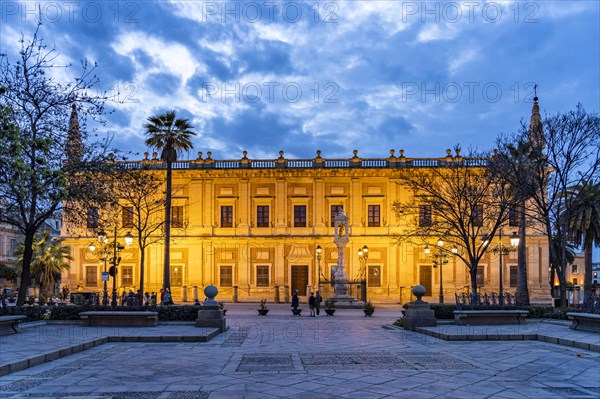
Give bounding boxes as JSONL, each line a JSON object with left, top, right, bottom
{"left": 1, "top": 1, "right": 599, "bottom": 160}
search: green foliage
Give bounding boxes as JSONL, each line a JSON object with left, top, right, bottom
{"left": 0, "top": 306, "right": 47, "bottom": 321}
{"left": 394, "top": 318, "right": 404, "bottom": 327}
{"left": 364, "top": 300, "right": 375, "bottom": 312}
{"left": 0, "top": 263, "right": 18, "bottom": 280}
{"left": 524, "top": 306, "right": 578, "bottom": 319}
{"left": 259, "top": 299, "right": 268, "bottom": 310}
{"left": 47, "top": 305, "right": 200, "bottom": 321}
{"left": 324, "top": 298, "right": 335, "bottom": 309}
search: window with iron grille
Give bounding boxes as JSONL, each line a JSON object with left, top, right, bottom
{"left": 220, "top": 266, "right": 233, "bottom": 287}
{"left": 256, "top": 265, "right": 269, "bottom": 287}
{"left": 221, "top": 206, "right": 233, "bottom": 228}
{"left": 294, "top": 205, "right": 307, "bottom": 227}
{"left": 121, "top": 266, "right": 133, "bottom": 286}
{"left": 87, "top": 207, "right": 99, "bottom": 229}
{"left": 472, "top": 205, "right": 483, "bottom": 227}
{"left": 331, "top": 205, "right": 343, "bottom": 227}
{"left": 368, "top": 265, "right": 381, "bottom": 287}
{"left": 257, "top": 206, "right": 269, "bottom": 227}
{"left": 419, "top": 205, "right": 432, "bottom": 227}
{"left": 122, "top": 206, "right": 134, "bottom": 228}
{"left": 510, "top": 266, "right": 517, "bottom": 288}
{"left": 368, "top": 205, "right": 380, "bottom": 227}
{"left": 170, "top": 265, "right": 183, "bottom": 286}
{"left": 172, "top": 206, "right": 184, "bottom": 228}
{"left": 86, "top": 266, "right": 97, "bottom": 286}
{"left": 476, "top": 266, "right": 484, "bottom": 287}
{"left": 508, "top": 206, "right": 519, "bottom": 227}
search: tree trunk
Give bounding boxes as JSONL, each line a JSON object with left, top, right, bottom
{"left": 469, "top": 265, "right": 478, "bottom": 303}
{"left": 557, "top": 269, "right": 567, "bottom": 307}
{"left": 516, "top": 201, "right": 530, "bottom": 305}
{"left": 139, "top": 235, "right": 145, "bottom": 298}
{"left": 163, "top": 163, "right": 172, "bottom": 291}
{"left": 17, "top": 230, "right": 35, "bottom": 306}
{"left": 583, "top": 239, "right": 593, "bottom": 305}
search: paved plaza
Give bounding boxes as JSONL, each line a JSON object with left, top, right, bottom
{"left": 0, "top": 304, "right": 599, "bottom": 398}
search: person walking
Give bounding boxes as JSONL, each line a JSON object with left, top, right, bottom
{"left": 315, "top": 291, "right": 322, "bottom": 316}
{"left": 309, "top": 292, "right": 316, "bottom": 317}
{"left": 291, "top": 290, "right": 300, "bottom": 315}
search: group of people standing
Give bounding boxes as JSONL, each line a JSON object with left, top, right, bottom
{"left": 292, "top": 290, "right": 323, "bottom": 316}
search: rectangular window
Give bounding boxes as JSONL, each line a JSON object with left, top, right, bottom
{"left": 9, "top": 239, "right": 17, "bottom": 257}
{"left": 256, "top": 265, "right": 269, "bottom": 287}
{"left": 172, "top": 206, "right": 184, "bottom": 228}
{"left": 331, "top": 205, "right": 343, "bottom": 227}
{"left": 508, "top": 206, "right": 519, "bottom": 227}
{"left": 87, "top": 207, "right": 99, "bottom": 229}
{"left": 294, "top": 205, "right": 307, "bottom": 227}
{"left": 571, "top": 264, "right": 578, "bottom": 274}
{"left": 476, "top": 266, "right": 484, "bottom": 287}
{"left": 121, "top": 266, "right": 133, "bottom": 286}
{"left": 85, "top": 266, "right": 97, "bottom": 286}
{"left": 472, "top": 205, "right": 483, "bottom": 227}
{"left": 368, "top": 265, "right": 381, "bottom": 287}
{"left": 368, "top": 205, "right": 380, "bottom": 227}
{"left": 257, "top": 206, "right": 269, "bottom": 227}
{"left": 122, "top": 206, "right": 133, "bottom": 228}
{"left": 419, "top": 205, "right": 432, "bottom": 227}
{"left": 221, "top": 206, "right": 233, "bottom": 228}
{"left": 220, "top": 266, "right": 233, "bottom": 287}
{"left": 573, "top": 278, "right": 578, "bottom": 286}
{"left": 170, "top": 265, "right": 183, "bottom": 286}
{"left": 510, "top": 266, "right": 517, "bottom": 288}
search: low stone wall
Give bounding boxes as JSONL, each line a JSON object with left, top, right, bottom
{"left": 79, "top": 311, "right": 158, "bottom": 327}
{"left": 567, "top": 312, "right": 600, "bottom": 333}
{"left": 0, "top": 315, "right": 26, "bottom": 335}
{"left": 454, "top": 310, "right": 529, "bottom": 325}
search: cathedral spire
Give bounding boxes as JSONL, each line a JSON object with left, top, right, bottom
{"left": 65, "top": 103, "right": 83, "bottom": 163}
{"left": 527, "top": 85, "right": 545, "bottom": 150}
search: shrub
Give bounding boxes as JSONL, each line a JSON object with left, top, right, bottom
{"left": 404, "top": 303, "right": 456, "bottom": 319}
{"left": 0, "top": 306, "right": 47, "bottom": 321}
{"left": 394, "top": 318, "right": 404, "bottom": 327}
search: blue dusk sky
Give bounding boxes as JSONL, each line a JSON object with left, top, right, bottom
{"left": 1, "top": 1, "right": 599, "bottom": 160}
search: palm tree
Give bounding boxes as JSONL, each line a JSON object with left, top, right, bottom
{"left": 144, "top": 111, "right": 195, "bottom": 291}
{"left": 566, "top": 180, "right": 600, "bottom": 304}
{"left": 16, "top": 231, "right": 72, "bottom": 301}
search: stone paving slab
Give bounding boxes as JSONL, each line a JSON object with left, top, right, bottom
{"left": 0, "top": 304, "right": 598, "bottom": 398}
{"left": 414, "top": 319, "right": 600, "bottom": 352}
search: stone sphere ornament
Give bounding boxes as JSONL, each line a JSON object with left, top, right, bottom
{"left": 412, "top": 285, "right": 426, "bottom": 302}
{"left": 204, "top": 285, "right": 219, "bottom": 306}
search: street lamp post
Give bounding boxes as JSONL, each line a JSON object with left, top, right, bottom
{"left": 90, "top": 226, "right": 132, "bottom": 307}
{"left": 357, "top": 245, "right": 368, "bottom": 302}
{"left": 424, "top": 240, "right": 457, "bottom": 304}
{"left": 316, "top": 245, "right": 322, "bottom": 292}
{"left": 483, "top": 228, "right": 519, "bottom": 305}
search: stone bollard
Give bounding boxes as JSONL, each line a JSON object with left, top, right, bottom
{"left": 573, "top": 286, "right": 580, "bottom": 306}
{"left": 195, "top": 285, "right": 226, "bottom": 332}
{"left": 403, "top": 285, "right": 437, "bottom": 331}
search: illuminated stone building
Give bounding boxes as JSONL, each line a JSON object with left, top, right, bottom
{"left": 60, "top": 149, "right": 552, "bottom": 304}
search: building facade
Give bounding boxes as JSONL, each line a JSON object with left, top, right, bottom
{"left": 60, "top": 150, "right": 552, "bottom": 304}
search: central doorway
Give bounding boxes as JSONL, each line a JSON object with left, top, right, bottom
{"left": 291, "top": 265, "right": 308, "bottom": 296}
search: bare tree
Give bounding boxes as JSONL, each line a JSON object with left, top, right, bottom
{"left": 114, "top": 168, "right": 166, "bottom": 296}
{"left": 392, "top": 149, "right": 516, "bottom": 300}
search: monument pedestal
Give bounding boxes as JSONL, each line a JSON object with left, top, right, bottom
{"left": 403, "top": 285, "right": 437, "bottom": 331}
{"left": 195, "top": 304, "right": 226, "bottom": 332}
{"left": 195, "top": 285, "right": 227, "bottom": 332}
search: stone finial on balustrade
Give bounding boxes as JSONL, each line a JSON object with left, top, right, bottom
{"left": 240, "top": 150, "right": 251, "bottom": 168}
{"left": 350, "top": 149, "right": 361, "bottom": 167}
{"left": 192, "top": 151, "right": 205, "bottom": 166}
{"left": 454, "top": 148, "right": 463, "bottom": 162}
{"left": 444, "top": 149, "right": 453, "bottom": 162}
{"left": 141, "top": 152, "right": 150, "bottom": 164}
{"left": 314, "top": 150, "right": 324, "bottom": 167}
{"left": 276, "top": 150, "right": 287, "bottom": 168}
{"left": 397, "top": 149, "right": 407, "bottom": 163}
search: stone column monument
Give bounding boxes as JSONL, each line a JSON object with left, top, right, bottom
{"left": 332, "top": 211, "right": 362, "bottom": 308}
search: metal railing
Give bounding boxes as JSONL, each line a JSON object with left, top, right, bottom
{"left": 455, "top": 292, "right": 516, "bottom": 310}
